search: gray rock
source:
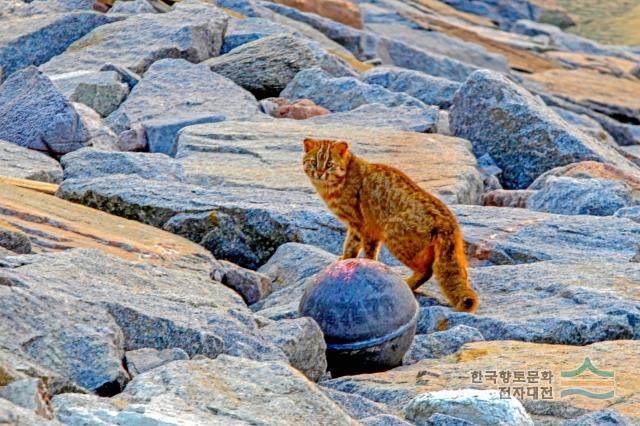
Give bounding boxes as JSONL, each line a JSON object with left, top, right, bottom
{"left": 281, "top": 67, "right": 426, "bottom": 112}
{"left": 60, "top": 148, "right": 185, "bottom": 181}
{"left": 52, "top": 356, "right": 358, "bottom": 425}
{"left": 307, "top": 103, "right": 439, "bottom": 132}
{"left": 367, "top": 23, "right": 509, "bottom": 73}
{"left": 362, "top": 66, "right": 461, "bottom": 109}
{"left": 125, "top": 348, "right": 188, "bottom": 377}
{"left": 0, "top": 0, "right": 95, "bottom": 18}
{"left": 0, "top": 12, "right": 118, "bottom": 78}
{"left": 261, "top": 317, "right": 327, "bottom": 381}
{"left": 0, "top": 398, "right": 63, "bottom": 426}
{"left": 0, "top": 378, "right": 53, "bottom": 419}
{"left": 361, "top": 414, "right": 414, "bottom": 426}
{"left": 1, "top": 248, "right": 286, "bottom": 363}
{"left": 50, "top": 70, "right": 129, "bottom": 117}
{"left": 108, "top": 0, "right": 156, "bottom": 14}
{"left": 0, "top": 229, "right": 31, "bottom": 254}
{"left": 40, "top": 1, "right": 228, "bottom": 75}
{"left": 552, "top": 107, "right": 616, "bottom": 146}
{"left": 222, "top": 17, "right": 296, "bottom": 53}
{"left": 0, "top": 284, "right": 128, "bottom": 394}
{"left": 105, "top": 58, "right": 260, "bottom": 154}
{"left": 450, "top": 70, "right": 640, "bottom": 189}
{"left": 322, "top": 388, "right": 397, "bottom": 420}
{"left": 425, "top": 413, "right": 477, "bottom": 426}
{"left": 615, "top": 205, "right": 640, "bottom": 223}
{"left": 0, "top": 67, "right": 90, "bottom": 155}
{"left": 404, "top": 389, "right": 534, "bottom": 426}
{"left": 211, "top": 259, "right": 272, "bottom": 305}
{"left": 99, "top": 63, "right": 140, "bottom": 91}
{"left": 72, "top": 102, "right": 119, "bottom": 151}
{"left": 562, "top": 410, "right": 632, "bottom": 425}
{"left": 403, "top": 325, "right": 484, "bottom": 365}
{"left": 0, "top": 139, "right": 63, "bottom": 183}
{"left": 417, "top": 260, "right": 640, "bottom": 344}
{"left": 527, "top": 177, "right": 634, "bottom": 216}
{"left": 207, "top": 34, "right": 355, "bottom": 98}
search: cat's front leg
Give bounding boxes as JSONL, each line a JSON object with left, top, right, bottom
{"left": 339, "top": 227, "right": 362, "bottom": 260}
{"left": 362, "top": 237, "right": 382, "bottom": 260}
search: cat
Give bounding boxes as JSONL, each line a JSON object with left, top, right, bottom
{"left": 302, "top": 138, "right": 478, "bottom": 312}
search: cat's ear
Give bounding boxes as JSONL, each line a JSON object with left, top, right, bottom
{"left": 303, "top": 138, "right": 316, "bottom": 153}
{"left": 333, "top": 141, "right": 349, "bottom": 157}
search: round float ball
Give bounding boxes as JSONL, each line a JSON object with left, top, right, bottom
{"left": 299, "top": 258, "right": 419, "bottom": 377}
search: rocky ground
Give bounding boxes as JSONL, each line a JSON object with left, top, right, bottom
{"left": 1, "top": 0, "right": 639, "bottom": 425}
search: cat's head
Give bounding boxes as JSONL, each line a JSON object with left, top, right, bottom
{"left": 302, "top": 138, "right": 350, "bottom": 187}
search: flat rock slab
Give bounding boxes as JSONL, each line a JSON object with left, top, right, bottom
{"left": 40, "top": 1, "right": 228, "bottom": 75}
{"left": 2, "top": 247, "right": 284, "bottom": 362}
{"left": 0, "top": 182, "right": 210, "bottom": 269}
{"left": 0, "top": 139, "right": 63, "bottom": 183}
{"left": 0, "top": 12, "right": 118, "bottom": 78}
{"left": 53, "top": 356, "right": 358, "bottom": 425}
{"left": 105, "top": 58, "right": 261, "bottom": 154}
{"left": 322, "top": 340, "right": 640, "bottom": 422}
{"left": 175, "top": 120, "right": 481, "bottom": 204}
{"left": 526, "top": 69, "right": 640, "bottom": 123}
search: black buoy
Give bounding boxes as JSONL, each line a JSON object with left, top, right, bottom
{"left": 299, "top": 258, "right": 418, "bottom": 377}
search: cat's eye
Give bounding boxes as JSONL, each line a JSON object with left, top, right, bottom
{"left": 327, "top": 161, "right": 334, "bottom": 168}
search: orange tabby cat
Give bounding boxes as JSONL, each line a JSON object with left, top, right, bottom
{"left": 302, "top": 138, "right": 478, "bottom": 312}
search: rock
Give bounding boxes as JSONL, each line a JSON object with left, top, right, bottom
{"left": 361, "top": 66, "right": 461, "bottom": 109}
{"left": 562, "top": 410, "right": 633, "bottom": 425}
{"left": 0, "top": 139, "right": 63, "bottom": 183}
{"left": 528, "top": 161, "right": 640, "bottom": 201}
{"left": 0, "top": 67, "right": 91, "bottom": 155}
{"left": 0, "top": 378, "right": 53, "bottom": 419}
{"left": 222, "top": 17, "right": 295, "bottom": 54}
{"left": 367, "top": 23, "right": 510, "bottom": 73}
{"left": 436, "top": 110, "right": 452, "bottom": 136}
{"left": 450, "top": 69, "right": 640, "bottom": 189}
{"left": 424, "top": 413, "right": 476, "bottom": 426}
{"left": 443, "top": 1, "right": 572, "bottom": 30}
{"left": 0, "top": 229, "right": 31, "bottom": 254}
{"left": 615, "top": 206, "right": 640, "bottom": 223}
{"left": 482, "top": 190, "right": 534, "bottom": 208}
{"left": 72, "top": 102, "right": 119, "bottom": 151}
{"left": 260, "top": 97, "right": 331, "bottom": 119}
{"left": 50, "top": 70, "right": 129, "bottom": 117}
{"left": 52, "top": 356, "right": 358, "bottom": 425}
{"left": 105, "top": 58, "right": 260, "bottom": 155}
{"left": 361, "top": 414, "right": 414, "bottom": 426}
{"left": 527, "top": 177, "right": 635, "bottom": 216}
{"left": 322, "top": 340, "right": 639, "bottom": 421}
{"left": 206, "top": 34, "right": 356, "bottom": 99}
{"left": 281, "top": 67, "right": 426, "bottom": 112}
{"left": 0, "top": 284, "right": 128, "bottom": 394}
{"left": 3, "top": 247, "right": 285, "bottom": 363}
{"left": 99, "top": 63, "right": 140, "bottom": 91}
{"left": 405, "top": 389, "right": 534, "bottom": 426}
{"left": 403, "top": 325, "right": 484, "bottom": 365}
{"left": 307, "top": 103, "right": 440, "bottom": 133}
{"left": 0, "top": 398, "right": 63, "bottom": 425}
{"left": 211, "top": 259, "right": 272, "bottom": 304}
{"left": 125, "top": 348, "right": 188, "bottom": 377}
{"left": 526, "top": 69, "right": 640, "bottom": 124}
{"left": 269, "top": 0, "right": 363, "bottom": 29}
{"left": 552, "top": 107, "right": 616, "bottom": 146}
{"left": 322, "top": 388, "right": 399, "bottom": 420}
{"left": 108, "top": 0, "right": 156, "bottom": 14}
{"left": 0, "top": 12, "right": 118, "bottom": 78}
{"left": 261, "top": 317, "right": 327, "bottom": 381}
{"left": 40, "top": 1, "right": 228, "bottom": 75}
{"left": 60, "top": 148, "right": 185, "bottom": 181}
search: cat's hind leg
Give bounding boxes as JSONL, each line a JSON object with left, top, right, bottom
{"left": 406, "top": 245, "right": 434, "bottom": 290}
{"left": 339, "top": 227, "right": 362, "bottom": 260}
{"left": 362, "top": 237, "right": 382, "bottom": 260}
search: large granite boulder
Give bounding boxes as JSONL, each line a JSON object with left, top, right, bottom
{"left": 527, "top": 177, "right": 635, "bottom": 216}
{"left": 40, "top": 1, "right": 228, "bottom": 75}
{"left": 0, "top": 139, "right": 63, "bottom": 183}
{"left": 0, "top": 67, "right": 92, "bottom": 155}
{"left": 52, "top": 356, "right": 358, "bottom": 425}
{"left": 281, "top": 67, "right": 426, "bottom": 112}
{"left": 105, "top": 58, "right": 261, "bottom": 154}
{"left": 450, "top": 70, "right": 640, "bottom": 189}
{"left": 207, "top": 34, "right": 355, "bottom": 98}
{"left": 362, "top": 66, "right": 461, "bottom": 109}
{"left": 0, "top": 12, "right": 118, "bottom": 78}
